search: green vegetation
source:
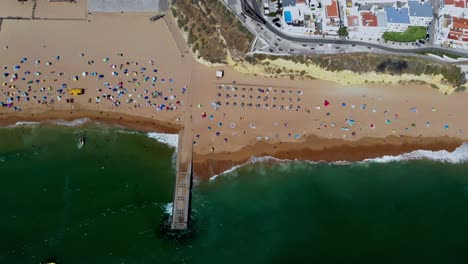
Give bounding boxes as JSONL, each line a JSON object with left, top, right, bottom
{"left": 337, "top": 26, "right": 349, "bottom": 37}
{"left": 455, "top": 86, "right": 467, "bottom": 92}
{"left": 382, "top": 26, "right": 426, "bottom": 42}
{"left": 249, "top": 53, "right": 464, "bottom": 87}
{"left": 174, "top": 0, "right": 254, "bottom": 63}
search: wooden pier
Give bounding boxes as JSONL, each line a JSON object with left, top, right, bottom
{"left": 171, "top": 128, "right": 193, "bottom": 230}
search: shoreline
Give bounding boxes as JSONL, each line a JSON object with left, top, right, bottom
{"left": 0, "top": 111, "right": 465, "bottom": 180}
{"left": 0, "top": 110, "right": 181, "bottom": 134}
{"left": 193, "top": 135, "right": 465, "bottom": 180}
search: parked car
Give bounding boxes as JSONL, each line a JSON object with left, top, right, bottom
{"left": 272, "top": 18, "right": 280, "bottom": 23}
{"left": 419, "top": 39, "right": 426, "bottom": 44}
{"left": 274, "top": 22, "right": 281, "bottom": 28}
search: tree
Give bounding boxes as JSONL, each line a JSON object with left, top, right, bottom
{"left": 338, "top": 26, "right": 348, "bottom": 37}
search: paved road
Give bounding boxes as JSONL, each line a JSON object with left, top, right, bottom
{"left": 88, "top": 0, "right": 168, "bottom": 12}
{"left": 240, "top": 0, "right": 468, "bottom": 58}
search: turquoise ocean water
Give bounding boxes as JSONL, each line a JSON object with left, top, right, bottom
{"left": 1, "top": 123, "right": 468, "bottom": 263}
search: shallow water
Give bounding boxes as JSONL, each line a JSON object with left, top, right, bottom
{"left": 1, "top": 124, "right": 468, "bottom": 263}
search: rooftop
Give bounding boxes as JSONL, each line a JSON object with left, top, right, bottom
{"left": 361, "top": 11, "right": 378, "bottom": 27}
{"left": 453, "top": 17, "right": 468, "bottom": 30}
{"left": 444, "top": 0, "right": 466, "bottom": 8}
{"left": 326, "top": 0, "right": 339, "bottom": 18}
{"left": 384, "top": 7, "right": 410, "bottom": 24}
{"left": 283, "top": 0, "right": 296, "bottom": 7}
{"left": 408, "top": 0, "right": 433, "bottom": 18}
{"left": 347, "top": 15, "right": 359, "bottom": 27}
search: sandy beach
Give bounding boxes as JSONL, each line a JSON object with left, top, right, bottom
{"left": 1, "top": 1, "right": 467, "bottom": 179}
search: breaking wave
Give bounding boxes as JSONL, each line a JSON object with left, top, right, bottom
{"left": 6, "top": 121, "right": 40, "bottom": 127}
{"left": 147, "top": 132, "right": 178, "bottom": 148}
{"left": 3, "top": 119, "right": 91, "bottom": 128}
{"left": 50, "top": 118, "right": 90, "bottom": 127}
{"left": 209, "top": 143, "right": 468, "bottom": 180}
{"left": 364, "top": 142, "right": 468, "bottom": 164}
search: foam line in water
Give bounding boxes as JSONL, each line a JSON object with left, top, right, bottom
{"left": 209, "top": 156, "right": 287, "bottom": 181}
{"left": 7, "top": 121, "right": 40, "bottom": 127}
{"left": 209, "top": 143, "right": 468, "bottom": 180}
{"left": 209, "top": 164, "right": 244, "bottom": 181}
{"left": 50, "top": 118, "right": 90, "bottom": 127}
{"left": 164, "top": 203, "right": 173, "bottom": 216}
{"left": 147, "top": 132, "right": 178, "bottom": 148}
{"left": 364, "top": 142, "right": 468, "bottom": 164}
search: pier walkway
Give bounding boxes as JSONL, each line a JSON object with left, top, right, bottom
{"left": 171, "top": 127, "right": 193, "bottom": 230}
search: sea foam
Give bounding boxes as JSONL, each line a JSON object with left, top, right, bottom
{"left": 164, "top": 203, "right": 173, "bottom": 216}
{"left": 147, "top": 132, "right": 179, "bottom": 148}
{"left": 50, "top": 118, "right": 90, "bottom": 127}
{"left": 209, "top": 143, "right": 468, "bottom": 180}
{"left": 8, "top": 121, "right": 40, "bottom": 127}
{"left": 364, "top": 142, "right": 468, "bottom": 164}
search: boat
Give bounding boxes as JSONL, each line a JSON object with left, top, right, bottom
{"left": 78, "top": 137, "right": 85, "bottom": 148}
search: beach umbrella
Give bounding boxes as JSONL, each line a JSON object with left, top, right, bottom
{"left": 14, "top": 65, "right": 20, "bottom": 71}
{"left": 73, "top": 76, "right": 79, "bottom": 81}
{"left": 3, "top": 73, "right": 9, "bottom": 78}
{"left": 91, "top": 72, "right": 97, "bottom": 76}
{"left": 2, "top": 82, "right": 7, "bottom": 86}
{"left": 82, "top": 72, "right": 88, "bottom": 77}
{"left": 201, "top": 112, "right": 206, "bottom": 118}
{"left": 46, "top": 62, "right": 52, "bottom": 66}
{"left": 197, "top": 104, "right": 202, "bottom": 108}
{"left": 99, "top": 74, "right": 104, "bottom": 79}
{"left": 103, "top": 57, "right": 109, "bottom": 62}
{"left": 34, "top": 72, "right": 41, "bottom": 76}
{"left": 56, "top": 56, "right": 60, "bottom": 60}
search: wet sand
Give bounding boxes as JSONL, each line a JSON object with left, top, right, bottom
{"left": 193, "top": 135, "right": 464, "bottom": 179}
{"left": 1, "top": 4, "right": 467, "bottom": 179}
{"left": 0, "top": 109, "right": 180, "bottom": 134}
